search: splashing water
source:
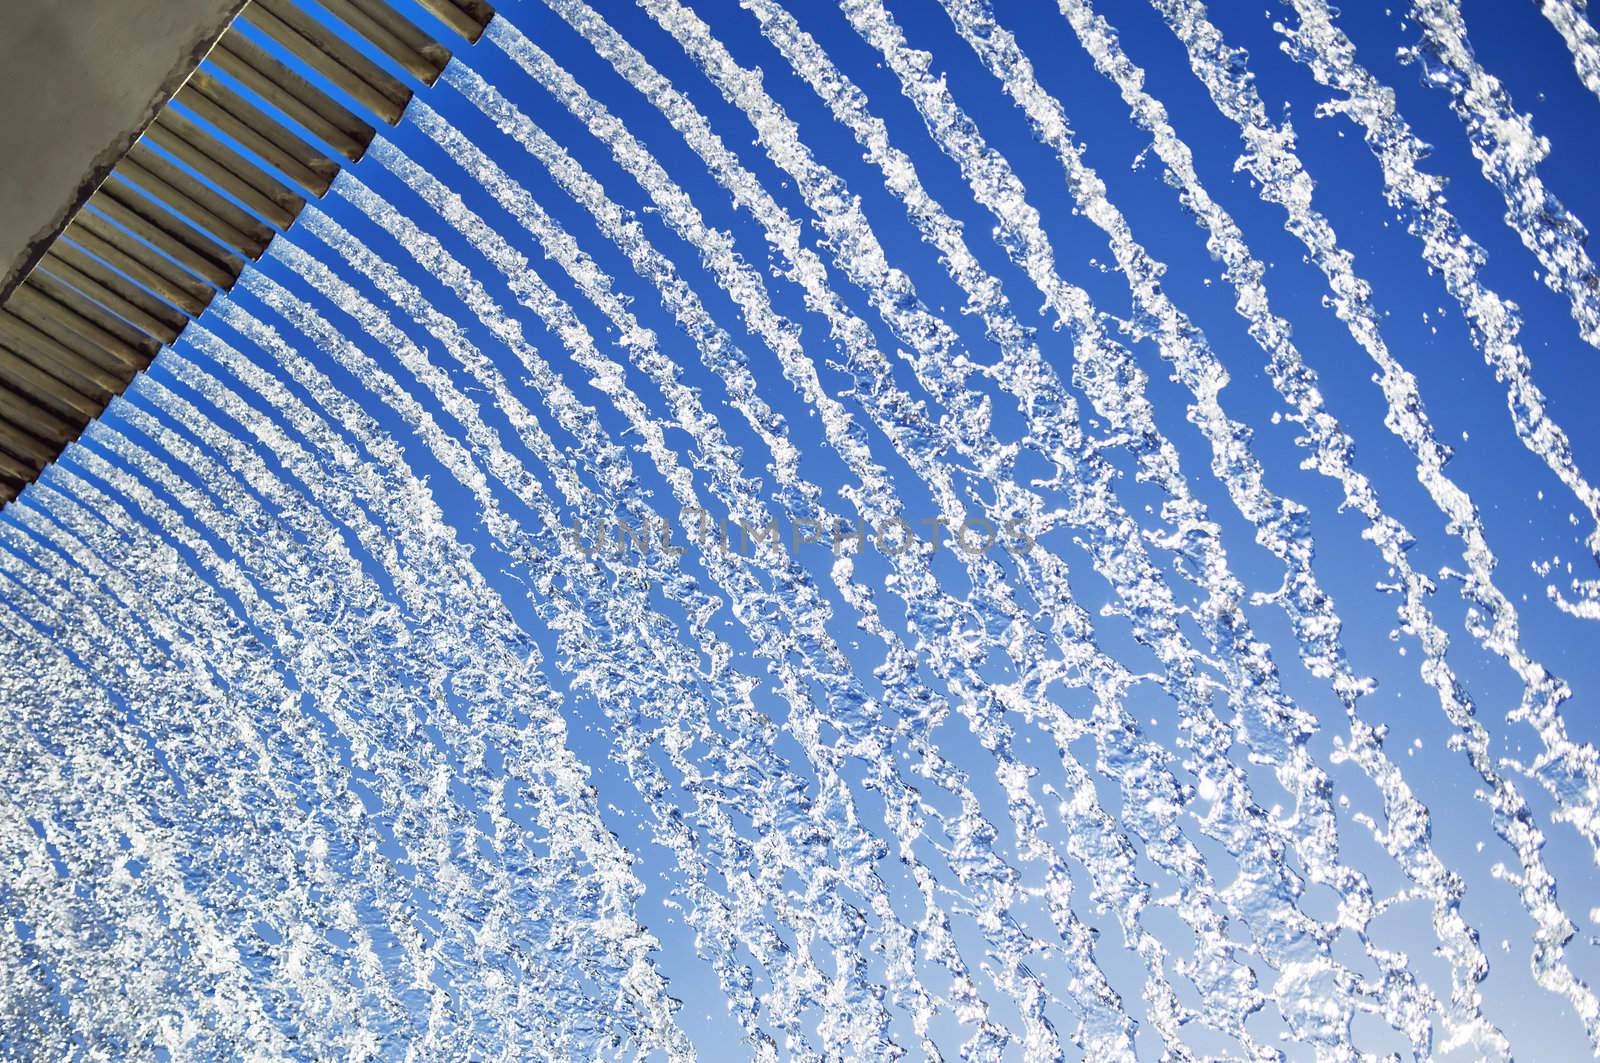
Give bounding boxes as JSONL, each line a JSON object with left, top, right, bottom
{"left": 3, "top": 0, "right": 1599, "bottom": 1058}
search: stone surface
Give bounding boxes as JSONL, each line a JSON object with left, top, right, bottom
{"left": 0, "top": 0, "right": 245, "bottom": 300}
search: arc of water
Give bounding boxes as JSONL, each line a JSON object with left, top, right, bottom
{"left": 76, "top": 396, "right": 568, "bottom": 1055}
{"left": 1407, "top": 0, "right": 1600, "bottom": 356}
{"left": 0, "top": 750, "right": 258, "bottom": 1055}
{"left": 188, "top": 323, "right": 696, "bottom": 1051}
{"left": 1056, "top": 1, "right": 1596, "bottom": 1054}
{"left": 26, "top": 493, "right": 440, "bottom": 1049}
{"left": 537, "top": 0, "right": 1452, "bottom": 1043}
{"left": 724, "top": 0, "right": 1278, "bottom": 1053}
{"left": 4, "top": 0, "right": 1593, "bottom": 1053}
{"left": 316, "top": 136, "right": 1133, "bottom": 1049}
{"left": 522, "top": 0, "right": 1404, "bottom": 1055}
{"left": 178, "top": 312, "right": 695, "bottom": 1059}
{"left": 747, "top": 0, "right": 1513, "bottom": 1049}
{"left": 1536, "top": 0, "right": 1600, "bottom": 104}
{"left": 123, "top": 383, "right": 692, "bottom": 1052}
{"left": 0, "top": 606, "right": 292, "bottom": 1055}
{"left": 0, "top": 520, "right": 383, "bottom": 1047}
{"left": 359, "top": 95, "right": 1135, "bottom": 1051}
{"left": 1400, "top": 0, "right": 1600, "bottom": 617}
{"left": 0, "top": 510, "right": 381, "bottom": 1052}
{"left": 45, "top": 369, "right": 691, "bottom": 1055}
{"left": 0, "top": 766, "right": 74, "bottom": 1050}
{"left": 464, "top": 17, "right": 1245, "bottom": 1053}
{"left": 292, "top": 191, "right": 1009, "bottom": 1056}
{"left": 0, "top": 751, "right": 113, "bottom": 1053}
{"left": 258, "top": 236, "right": 902, "bottom": 1057}
{"left": 899, "top": 0, "right": 1513, "bottom": 1048}
{"left": 221, "top": 265, "right": 860, "bottom": 1057}
{"left": 1275, "top": 0, "right": 1600, "bottom": 598}
{"left": 602, "top": 0, "right": 1443, "bottom": 1054}
{"left": 25, "top": 463, "right": 449, "bottom": 1051}
{"left": 1150, "top": 0, "right": 1600, "bottom": 1043}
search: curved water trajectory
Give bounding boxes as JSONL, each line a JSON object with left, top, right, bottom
{"left": 2, "top": 0, "right": 1599, "bottom": 1058}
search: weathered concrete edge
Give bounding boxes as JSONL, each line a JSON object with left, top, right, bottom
{"left": 0, "top": 1, "right": 250, "bottom": 305}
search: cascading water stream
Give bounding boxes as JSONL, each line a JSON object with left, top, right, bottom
{"left": 3, "top": 0, "right": 1598, "bottom": 1058}
{"left": 1539, "top": 0, "right": 1600, "bottom": 104}
{"left": 1273, "top": 0, "right": 1600, "bottom": 622}
{"left": 1406, "top": 0, "right": 1600, "bottom": 354}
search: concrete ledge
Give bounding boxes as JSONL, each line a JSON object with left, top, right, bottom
{"left": 0, "top": 0, "right": 492, "bottom": 505}
{"left": 0, "top": 0, "right": 247, "bottom": 302}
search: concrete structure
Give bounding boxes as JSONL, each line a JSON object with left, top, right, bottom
{"left": 0, "top": 0, "right": 493, "bottom": 505}
{"left": 0, "top": 0, "right": 248, "bottom": 302}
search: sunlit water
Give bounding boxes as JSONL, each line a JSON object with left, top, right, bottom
{"left": 4, "top": 0, "right": 1600, "bottom": 1058}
